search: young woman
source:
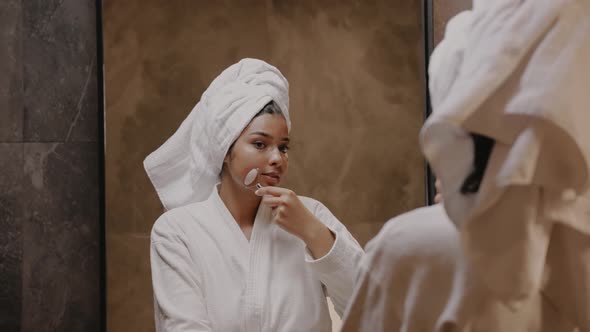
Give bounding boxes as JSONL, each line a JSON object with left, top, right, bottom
{"left": 145, "top": 58, "right": 363, "bottom": 332}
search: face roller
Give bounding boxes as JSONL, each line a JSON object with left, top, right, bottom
{"left": 244, "top": 168, "right": 263, "bottom": 190}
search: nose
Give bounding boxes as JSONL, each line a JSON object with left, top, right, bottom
{"left": 268, "top": 147, "right": 283, "bottom": 166}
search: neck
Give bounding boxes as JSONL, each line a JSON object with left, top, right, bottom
{"left": 218, "top": 176, "right": 261, "bottom": 227}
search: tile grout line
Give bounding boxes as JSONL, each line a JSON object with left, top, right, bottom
{"left": 19, "top": 0, "right": 26, "bottom": 330}
{"left": 20, "top": 0, "right": 26, "bottom": 144}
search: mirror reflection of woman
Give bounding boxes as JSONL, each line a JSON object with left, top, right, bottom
{"left": 145, "top": 58, "right": 364, "bottom": 332}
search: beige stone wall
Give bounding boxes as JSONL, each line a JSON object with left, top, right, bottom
{"left": 104, "top": 1, "right": 425, "bottom": 330}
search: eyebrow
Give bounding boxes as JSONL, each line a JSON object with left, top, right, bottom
{"left": 250, "top": 131, "right": 290, "bottom": 143}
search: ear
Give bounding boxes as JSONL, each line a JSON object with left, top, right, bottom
{"left": 223, "top": 151, "right": 232, "bottom": 164}
{"left": 224, "top": 142, "right": 235, "bottom": 165}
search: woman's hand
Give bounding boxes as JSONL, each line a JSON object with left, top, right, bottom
{"left": 255, "top": 186, "right": 335, "bottom": 258}
{"left": 434, "top": 179, "right": 443, "bottom": 204}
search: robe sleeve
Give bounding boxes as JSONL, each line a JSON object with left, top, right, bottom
{"left": 302, "top": 199, "right": 365, "bottom": 316}
{"left": 150, "top": 214, "right": 213, "bottom": 332}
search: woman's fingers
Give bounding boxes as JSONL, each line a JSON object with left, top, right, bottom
{"left": 255, "top": 186, "right": 294, "bottom": 198}
{"left": 261, "top": 196, "right": 283, "bottom": 207}
{"left": 272, "top": 206, "right": 289, "bottom": 225}
{"left": 255, "top": 186, "right": 310, "bottom": 239}
{"left": 434, "top": 193, "right": 442, "bottom": 204}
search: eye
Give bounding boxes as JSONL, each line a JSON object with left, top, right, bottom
{"left": 253, "top": 141, "right": 266, "bottom": 149}
{"left": 279, "top": 144, "right": 290, "bottom": 153}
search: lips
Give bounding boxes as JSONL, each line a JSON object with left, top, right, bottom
{"left": 261, "top": 172, "right": 281, "bottom": 183}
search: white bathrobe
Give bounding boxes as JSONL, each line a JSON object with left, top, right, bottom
{"left": 342, "top": 0, "right": 590, "bottom": 330}
{"left": 340, "top": 205, "right": 578, "bottom": 332}
{"left": 151, "top": 185, "right": 363, "bottom": 332}
{"left": 419, "top": 0, "right": 590, "bottom": 329}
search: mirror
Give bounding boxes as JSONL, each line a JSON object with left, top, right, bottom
{"left": 103, "top": 1, "right": 427, "bottom": 330}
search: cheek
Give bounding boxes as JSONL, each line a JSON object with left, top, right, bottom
{"left": 231, "top": 146, "right": 265, "bottom": 174}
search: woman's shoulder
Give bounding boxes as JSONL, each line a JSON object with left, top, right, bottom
{"left": 297, "top": 195, "right": 344, "bottom": 229}
{"left": 367, "top": 204, "right": 459, "bottom": 258}
{"left": 150, "top": 201, "right": 210, "bottom": 242}
{"left": 297, "top": 194, "right": 320, "bottom": 205}
{"left": 297, "top": 195, "right": 330, "bottom": 213}
{"left": 379, "top": 204, "right": 454, "bottom": 237}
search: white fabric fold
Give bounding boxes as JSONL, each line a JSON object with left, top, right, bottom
{"left": 340, "top": 205, "right": 579, "bottom": 332}
{"left": 421, "top": 0, "right": 590, "bottom": 326}
{"left": 144, "top": 58, "right": 290, "bottom": 210}
{"left": 423, "top": 0, "right": 590, "bottom": 228}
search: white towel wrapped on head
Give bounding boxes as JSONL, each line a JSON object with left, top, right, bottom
{"left": 143, "top": 58, "right": 290, "bottom": 210}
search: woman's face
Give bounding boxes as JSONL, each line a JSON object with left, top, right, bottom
{"left": 223, "top": 113, "right": 290, "bottom": 187}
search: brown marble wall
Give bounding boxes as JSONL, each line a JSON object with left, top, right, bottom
{"left": 0, "top": 0, "right": 101, "bottom": 331}
{"left": 104, "top": 1, "right": 425, "bottom": 331}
